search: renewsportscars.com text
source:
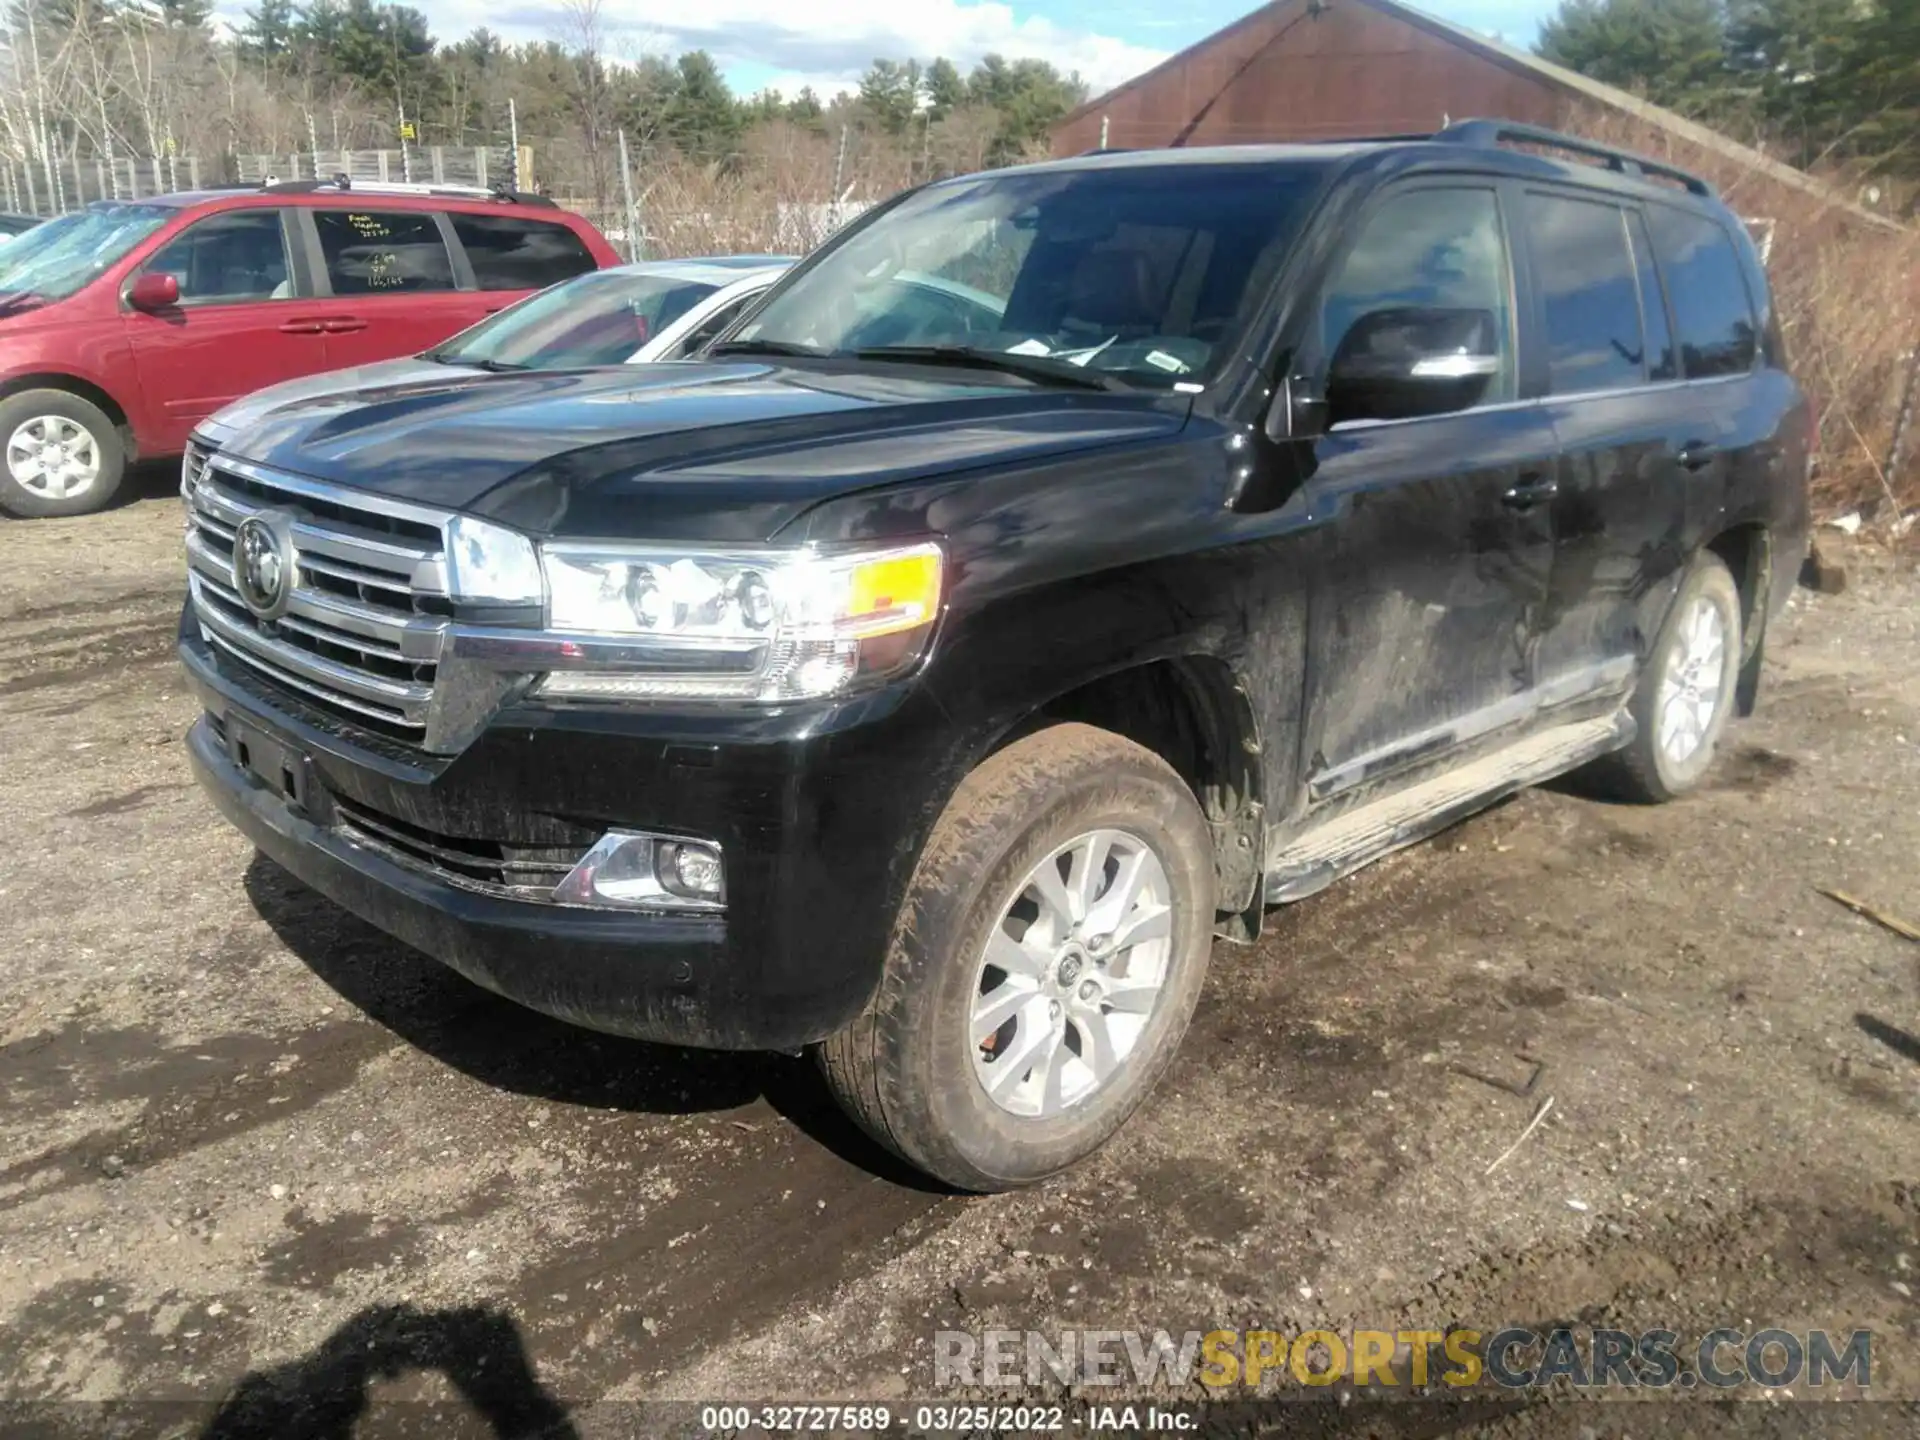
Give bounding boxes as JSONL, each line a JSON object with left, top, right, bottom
{"left": 934, "top": 1326, "right": 1873, "bottom": 1391}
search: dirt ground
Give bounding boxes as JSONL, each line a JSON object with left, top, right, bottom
{"left": 2, "top": 469, "right": 1918, "bottom": 1437}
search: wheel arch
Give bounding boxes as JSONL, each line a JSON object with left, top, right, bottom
{"left": 0, "top": 372, "right": 135, "bottom": 450}
{"left": 991, "top": 655, "right": 1267, "bottom": 942}
{"left": 1704, "top": 521, "right": 1771, "bottom": 717}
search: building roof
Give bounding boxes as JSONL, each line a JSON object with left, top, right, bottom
{"left": 1058, "top": 0, "right": 1901, "bottom": 230}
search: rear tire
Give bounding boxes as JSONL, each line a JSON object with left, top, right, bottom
{"left": 818, "top": 723, "right": 1215, "bottom": 1192}
{"left": 1583, "top": 551, "right": 1742, "bottom": 803}
{"left": 0, "top": 389, "right": 127, "bottom": 518}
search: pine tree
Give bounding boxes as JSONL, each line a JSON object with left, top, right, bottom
{"left": 1727, "top": 0, "right": 1868, "bottom": 157}
{"left": 1536, "top": 0, "right": 1733, "bottom": 115}
{"left": 237, "top": 0, "right": 296, "bottom": 59}
{"left": 785, "top": 86, "right": 825, "bottom": 129}
{"left": 858, "top": 59, "right": 922, "bottom": 135}
{"left": 967, "top": 55, "right": 1087, "bottom": 163}
{"left": 1836, "top": 0, "right": 1920, "bottom": 171}
{"left": 668, "top": 50, "right": 741, "bottom": 160}
{"left": 924, "top": 57, "right": 966, "bottom": 122}
{"left": 154, "top": 0, "right": 211, "bottom": 27}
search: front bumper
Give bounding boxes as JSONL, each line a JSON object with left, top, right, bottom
{"left": 180, "top": 611, "right": 970, "bottom": 1051}
{"left": 187, "top": 716, "right": 750, "bottom": 1042}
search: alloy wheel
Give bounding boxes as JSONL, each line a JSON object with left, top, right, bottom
{"left": 971, "top": 828, "right": 1175, "bottom": 1119}
{"left": 1657, "top": 594, "right": 1729, "bottom": 767}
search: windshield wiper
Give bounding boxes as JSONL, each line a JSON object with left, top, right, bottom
{"left": 420, "top": 351, "right": 526, "bottom": 372}
{"left": 707, "top": 338, "right": 829, "bottom": 359}
{"left": 852, "top": 345, "right": 1127, "bottom": 392}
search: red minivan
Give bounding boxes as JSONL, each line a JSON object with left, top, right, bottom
{"left": 0, "top": 182, "right": 620, "bottom": 516}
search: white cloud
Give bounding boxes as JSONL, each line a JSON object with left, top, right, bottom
{"left": 424, "top": 0, "right": 1170, "bottom": 96}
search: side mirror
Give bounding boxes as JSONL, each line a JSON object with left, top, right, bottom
{"left": 126, "top": 272, "right": 180, "bottom": 312}
{"left": 1326, "top": 306, "right": 1500, "bottom": 427}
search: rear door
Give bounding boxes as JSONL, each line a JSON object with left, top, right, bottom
{"left": 445, "top": 211, "right": 600, "bottom": 304}
{"left": 1642, "top": 202, "right": 1772, "bottom": 541}
{"left": 120, "top": 206, "right": 327, "bottom": 452}
{"left": 1295, "top": 182, "right": 1561, "bottom": 811}
{"left": 1522, "top": 188, "right": 1688, "bottom": 703}
{"left": 293, "top": 205, "right": 475, "bottom": 368}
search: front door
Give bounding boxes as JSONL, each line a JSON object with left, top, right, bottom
{"left": 1295, "top": 183, "right": 1559, "bottom": 813}
{"left": 121, "top": 208, "right": 328, "bottom": 453}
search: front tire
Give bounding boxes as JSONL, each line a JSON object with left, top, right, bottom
{"left": 1585, "top": 551, "right": 1743, "bottom": 803}
{"left": 818, "top": 724, "right": 1216, "bottom": 1191}
{"left": 0, "top": 389, "right": 127, "bottom": 518}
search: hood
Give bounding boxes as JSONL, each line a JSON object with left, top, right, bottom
{"left": 216, "top": 362, "right": 1191, "bottom": 543}
{"left": 198, "top": 357, "right": 463, "bottom": 444}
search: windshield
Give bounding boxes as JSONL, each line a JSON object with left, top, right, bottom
{"left": 0, "top": 203, "right": 172, "bottom": 304}
{"left": 429, "top": 270, "right": 722, "bottom": 369}
{"left": 731, "top": 161, "right": 1329, "bottom": 389}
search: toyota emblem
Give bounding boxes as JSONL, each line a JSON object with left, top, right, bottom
{"left": 231, "top": 511, "right": 296, "bottom": 619}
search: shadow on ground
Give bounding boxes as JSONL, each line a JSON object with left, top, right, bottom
{"left": 199, "top": 1303, "right": 577, "bottom": 1440}
{"left": 1857, "top": 1012, "right": 1920, "bottom": 1065}
{"left": 242, "top": 853, "right": 944, "bottom": 1192}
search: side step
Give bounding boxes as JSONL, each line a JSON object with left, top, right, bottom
{"left": 1264, "top": 713, "right": 1632, "bottom": 904}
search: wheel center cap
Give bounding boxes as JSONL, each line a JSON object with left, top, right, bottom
{"left": 1055, "top": 950, "right": 1085, "bottom": 987}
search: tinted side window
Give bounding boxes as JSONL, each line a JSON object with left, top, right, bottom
{"left": 1645, "top": 205, "right": 1758, "bottom": 378}
{"left": 314, "top": 209, "right": 454, "bottom": 295}
{"left": 144, "top": 211, "right": 291, "bottom": 304}
{"left": 1319, "top": 186, "right": 1515, "bottom": 403}
{"left": 1524, "top": 194, "right": 1644, "bottom": 395}
{"left": 448, "top": 214, "right": 596, "bottom": 291}
{"left": 1627, "top": 209, "right": 1678, "bottom": 382}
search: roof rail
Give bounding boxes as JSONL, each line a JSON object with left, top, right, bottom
{"left": 1434, "top": 118, "right": 1714, "bottom": 196}
{"left": 257, "top": 175, "right": 558, "bottom": 208}
{"left": 1313, "top": 131, "right": 1445, "bottom": 145}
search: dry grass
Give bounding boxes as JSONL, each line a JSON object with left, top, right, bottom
{"left": 1569, "top": 108, "right": 1920, "bottom": 526}
{"left": 547, "top": 118, "right": 1019, "bottom": 260}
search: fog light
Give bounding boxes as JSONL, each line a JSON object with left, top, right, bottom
{"left": 553, "top": 831, "right": 726, "bottom": 911}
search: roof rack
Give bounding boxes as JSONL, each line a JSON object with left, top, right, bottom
{"left": 1312, "top": 131, "right": 1445, "bottom": 145}
{"left": 1433, "top": 118, "right": 1714, "bottom": 196}
{"left": 257, "top": 175, "right": 558, "bottom": 208}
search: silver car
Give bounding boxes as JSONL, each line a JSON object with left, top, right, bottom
{"left": 197, "top": 255, "right": 795, "bottom": 448}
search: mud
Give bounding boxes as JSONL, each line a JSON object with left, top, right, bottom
{"left": 2, "top": 484, "right": 1917, "bottom": 1434}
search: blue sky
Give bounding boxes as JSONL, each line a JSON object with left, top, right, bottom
{"left": 362, "top": 0, "right": 1563, "bottom": 99}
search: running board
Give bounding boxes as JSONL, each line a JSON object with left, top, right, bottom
{"left": 1264, "top": 713, "right": 1632, "bottom": 904}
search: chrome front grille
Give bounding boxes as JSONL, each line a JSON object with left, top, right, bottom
{"left": 184, "top": 452, "right": 452, "bottom": 741}
{"left": 181, "top": 439, "right": 213, "bottom": 495}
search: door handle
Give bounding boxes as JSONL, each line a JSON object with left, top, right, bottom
{"left": 277, "top": 319, "right": 327, "bottom": 334}
{"left": 1675, "top": 441, "right": 1718, "bottom": 472}
{"left": 322, "top": 318, "right": 368, "bottom": 334}
{"left": 1501, "top": 473, "right": 1559, "bottom": 510}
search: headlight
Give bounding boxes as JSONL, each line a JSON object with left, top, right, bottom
{"left": 536, "top": 540, "right": 943, "bottom": 702}
{"left": 446, "top": 515, "right": 543, "bottom": 606}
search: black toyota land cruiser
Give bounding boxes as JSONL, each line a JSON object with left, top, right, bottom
{"left": 180, "top": 122, "right": 1810, "bottom": 1191}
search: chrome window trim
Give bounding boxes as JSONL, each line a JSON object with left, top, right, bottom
{"left": 1326, "top": 369, "right": 1752, "bottom": 435}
